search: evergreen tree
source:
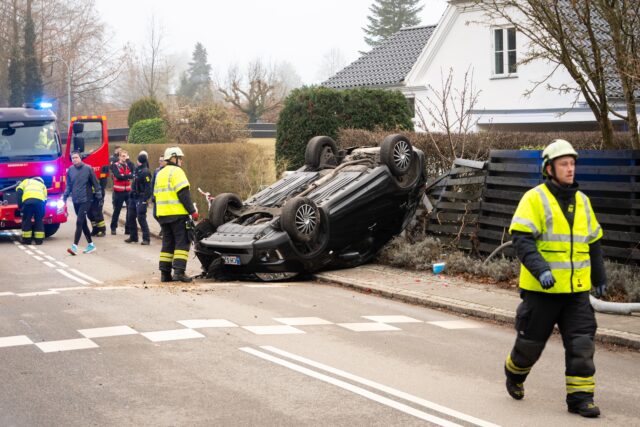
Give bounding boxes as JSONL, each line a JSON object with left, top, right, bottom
{"left": 177, "top": 42, "right": 213, "bottom": 104}
{"left": 23, "top": 0, "right": 42, "bottom": 103}
{"left": 363, "top": 0, "right": 424, "bottom": 49}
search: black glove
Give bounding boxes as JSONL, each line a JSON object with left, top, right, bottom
{"left": 594, "top": 283, "right": 607, "bottom": 298}
{"left": 538, "top": 270, "right": 555, "bottom": 290}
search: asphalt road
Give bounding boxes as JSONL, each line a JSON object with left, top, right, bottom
{"left": 1, "top": 219, "right": 639, "bottom": 426}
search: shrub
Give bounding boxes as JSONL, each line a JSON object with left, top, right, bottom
{"left": 276, "top": 86, "right": 413, "bottom": 174}
{"left": 128, "top": 97, "right": 163, "bottom": 128}
{"left": 128, "top": 118, "right": 167, "bottom": 145}
{"left": 167, "top": 103, "right": 245, "bottom": 144}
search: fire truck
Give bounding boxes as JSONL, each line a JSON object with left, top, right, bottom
{"left": 0, "top": 104, "right": 110, "bottom": 238}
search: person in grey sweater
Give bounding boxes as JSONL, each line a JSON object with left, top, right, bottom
{"left": 63, "top": 151, "right": 101, "bottom": 255}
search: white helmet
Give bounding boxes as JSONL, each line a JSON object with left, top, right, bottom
{"left": 542, "top": 139, "right": 578, "bottom": 176}
{"left": 32, "top": 176, "right": 45, "bottom": 184}
{"left": 163, "top": 146, "right": 184, "bottom": 160}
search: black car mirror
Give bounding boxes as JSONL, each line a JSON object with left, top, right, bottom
{"left": 72, "top": 122, "right": 84, "bottom": 134}
{"left": 73, "top": 136, "right": 85, "bottom": 153}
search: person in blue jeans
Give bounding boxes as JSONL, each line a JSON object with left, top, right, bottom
{"left": 63, "top": 152, "right": 101, "bottom": 255}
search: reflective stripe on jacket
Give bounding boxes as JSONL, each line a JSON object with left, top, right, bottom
{"left": 17, "top": 179, "right": 47, "bottom": 202}
{"left": 113, "top": 162, "right": 132, "bottom": 192}
{"left": 153, "top": 165, "right": 190, "bottom": 216}
{"left": 509, "top": 183, "right": 603, "bottom": 293}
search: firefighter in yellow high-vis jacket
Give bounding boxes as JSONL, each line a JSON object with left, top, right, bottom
{"left": 504, "top": 139, "right": 606, "bottom": 418}
{"left": 17, "top": 177, "right": 48, "bottom": 245}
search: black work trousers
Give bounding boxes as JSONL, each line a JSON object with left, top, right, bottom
{"left": 73, "top": 201, "right": 93, "bottom": 245}
{"left": 159, "top": 217, "right": 190, "bottom": 273}
{"left": 21, "top": 200, "right": 45, "bottom": 243}
{"left": 126, "top": 197, "right": 150, "bottom": 242}
{"left": 505, "top": 290, "right": 597, "bottom": 406}
{"left": 110, "top": 191, "right": 130, "bottom": 233}
{"left": 88, "top": 197, "right": 106, "bottom": 233}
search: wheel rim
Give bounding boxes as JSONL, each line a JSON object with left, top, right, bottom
{"left": 393, "top": 140, "right": 411, "bottom": 170}
{"left": 294, "top": 204, "right": 317, "bottom": 235}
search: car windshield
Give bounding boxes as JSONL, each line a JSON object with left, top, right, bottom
{"left": 0, "top": 120, "right": 61, "bottom": 163}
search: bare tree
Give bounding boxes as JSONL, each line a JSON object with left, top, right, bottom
{"left": 477, "top": 0, "right": 640, "bottom": 148}
{"left": 139, "top": 14, "right": 171, "bottom": 99}
{"left": 316, "top": 47, "right": 347, "bottom": 82}
{"left": 219, "top": 59, "right": 286, "bottom": 123}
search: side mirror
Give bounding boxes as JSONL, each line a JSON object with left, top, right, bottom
{"left": 73, "top": 136, "right": 85, "bottom": 153}
{"left": 72, "top": 122, "right": 84, "bottom": 134}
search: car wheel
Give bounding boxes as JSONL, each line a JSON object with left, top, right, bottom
{"left": 44, "top": 224, "right": 59, "bottom": 237}
{"left": 304, "top": 136, "right": 338, "bottom": 169}
{"left": 380, "top": 134, "right": 413, "bottom": 176}
{"left": 209, "top": 193, "right": 242, "bottom": 227}
{"left": 281, "top": 197, "right": 320, "bottom": 242}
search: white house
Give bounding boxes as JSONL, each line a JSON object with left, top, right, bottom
{"left": 324, "top": 0, "right": 628, "bottom": 132}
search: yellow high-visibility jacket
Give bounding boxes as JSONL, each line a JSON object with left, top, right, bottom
{"left": 153, "top": 165, "right": 190, "bottom": 217}
{"left": 509, "top": 184, "right": 603, "bottom": 293}
{"left": 17, "top": 178, "right": 47, "bottom": 202}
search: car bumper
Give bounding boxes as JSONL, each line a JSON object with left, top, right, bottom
{"left": 0, "top": 200, "right": 68, "bottom": 230}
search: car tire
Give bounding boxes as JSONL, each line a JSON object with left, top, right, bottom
{"left": 281, "top": 197, "right": 320, "bottom": 243}
{"left": 380, "top": 134, "right": 413, "bottom": 176}
{"left": 44, "top": 223, "right": 59, "bottom": 237}
{"left": 208, "top": 193, "right": 242, "bottom": 227}
{"left": 304, "top": 136, "right": 338, "bottom": 169}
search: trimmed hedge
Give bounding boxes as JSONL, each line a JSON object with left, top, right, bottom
{"left": 128, "top": 118, "right": 167, "bottom": 145}
{"left": 276, "top": 86, "right": 413, "bottom": 173}
{"left": 128, "top": 97, "right": 163, "bottom": 128}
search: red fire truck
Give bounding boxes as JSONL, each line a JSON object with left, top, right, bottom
{"left": 0, "top": 104, "right": 110, "bottom": 238}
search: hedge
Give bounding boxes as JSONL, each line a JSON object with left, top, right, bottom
{"left": 275, "top": 86, "right": 413, "bottom": 173}
{"left": 128, "top": 97, "right": 163, "bottom": 128}
{"left": 128, "top": 118, "right": 167, "bottom": 145}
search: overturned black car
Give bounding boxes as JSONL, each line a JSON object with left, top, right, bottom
{"left": 194, "top": 134, "right": 425, "bottom": 279}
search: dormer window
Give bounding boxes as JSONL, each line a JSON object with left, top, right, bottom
{"left": 493, "top": 27, "right": 517, "bottom": 76}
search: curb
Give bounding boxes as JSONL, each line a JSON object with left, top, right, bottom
{"left": 314, "top": 274, "right": 640, "bottom": 351}
{"left": 102, "top": 205, "right": 162, "bottom": 239}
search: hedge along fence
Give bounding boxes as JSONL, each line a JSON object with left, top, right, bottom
{"left": 117, "top": 142, "right": 273, "bottom": 215}
{"left": 128, "top": 118, "right": 167, "bottom": 145}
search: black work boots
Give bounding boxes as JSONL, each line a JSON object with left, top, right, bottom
{"left": 173, "top": 269, "right": 193, "bottom": 283}
{"left": 568, "top": 401, "right": 601, "bottom": 418}
{"left": 506, "top": 379, "right": 525, "bottom": 400}
{"left": 160, "top": 271, "right": 173, "bottom": 282}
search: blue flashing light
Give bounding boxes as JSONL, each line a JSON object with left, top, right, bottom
{"left": 44, "top": 165, "right": 56, "bottom": 174}
{"left": 38, "top": 101, "right": 53, "bottom": 109}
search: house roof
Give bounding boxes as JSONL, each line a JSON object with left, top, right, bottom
{"left": 323, "top": 25, "right": 436, "bottom": 90}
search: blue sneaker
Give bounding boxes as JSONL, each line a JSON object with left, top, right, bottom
{"left": 67, "top": 244, "right": 78, "bottom": 256}
{"left": 83, "top": 243, "right": 96, "bottom": 254}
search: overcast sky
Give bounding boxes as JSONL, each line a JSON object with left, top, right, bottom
{"left": 95, "top": 0, "right": 448, "bottom": 88}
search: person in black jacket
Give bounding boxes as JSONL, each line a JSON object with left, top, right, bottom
{"left": 125, "top": 152, "right": 153, "bottom": 245}
{"left": 63, "top": 152, "right": 101, "bottom": 255}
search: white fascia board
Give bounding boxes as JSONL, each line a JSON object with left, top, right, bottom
{"left": 475, "top": 109, "right": 627, "bottom": 124}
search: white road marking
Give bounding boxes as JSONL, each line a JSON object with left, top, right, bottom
{"left": 177, "top": 319, "right": 238, "bottom": 329}
{"left": 428, "top": 320, "right": 484, "bottom": 330}
{"left": 24, "top": 250, "right": 33, "bottom": 255}
{"left": 43, "top": 261, "right": 56, "bottom": 268}
{"left": 16, "top": 291, "right": 59, "bottom": 297}
{"left": 17, "top": 245, "right": 26, "bottom": 250}
{"left": 32, "top": 255, "right": 44, "bottom": 261}
{"left": 362, "top": 315, "right": 423, "bottom": 324}
{"left": 337, "top": 322, "right": 401, "bottom": 332}
{"left": 241, "top": 347, "right": 463, "bottom": 427}
{"left": 34, "top": 249, "right": 45, "bottom": 255}
{"left": 274, "top": 317, "right": 333, "bottom": 326}
{"left": 0, "top": 292, "right": 15, "bottom": 297}
{"left": 94, "top": 285, "right": 134, "bottom": 291}
{"left": 55, "top": 261, "right": 68, "bottom": 268}
{"left": 36, "top": 338, "right": 99, "bottom": 353}
{"left": 262, "top": 346, "right": 500, "bottom": 427}
{"left": 78, "top": 326, "right": 139, "bottom": 339}
{"left": 0, "top": 335, "right": 33, "bottom": 348}
{"left": 56, "top": 268, "right": 89, "bottom": 285}
{"left": 141, "top": 329, "right": 205, "bottom": 342}
{"left": 49, "top": 286, "right": 89, "bottom": 292}
{"left": 70, "top": 268, "right": 103, "bottom": 284}
{"left": 45, "top": 255, "right": 56, "bottom": 261}
{"left": 242, "top": 325, "right": 306, "bottom": 335}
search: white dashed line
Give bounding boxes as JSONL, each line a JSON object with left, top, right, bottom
{"left": 0, "top": 292, "right": 15, "bottom": 297}
{"left": 274, "top": 317, "right": 333, "bottom": 326}
{"left": 427, "top": 320, "right": 484, "bottom": 330}
{"left": 69, "top": 268, "right": 103, "bottom": 284}
{"left": 337, "top": 323, "right": 401, "bottom": 332}
{"left": 36, "top": 338, "right": 99, "bottom": 353}
{"left": 24, "top": 250, "right": 33, "bottom": 255}
{"left": 0, "top": 335, "right": 33, "bottom": 348}
{"left": 45, "top": 255, "right": 56, "bottom": 261}
{"left": 32, "top": 255, "right": 44, "bottom": 262}
{"left": 177, "top": 319, "right": 238, "bottom": 329}
{"left": 55, "top": 268, "right": 89, "bottom": 285}
{"left": 43, "top": 261, "right": 56, "bottom": 268}
{"left": 49, "top": 287, "right": 89, "bottom": 292}
{"left": 242, "top": 325, "right": 306, "bottom": 335}
{"left": 362, "top": 315, "right": 423, "bottom": 324}
{"left": 17, "top": 245, "right": 26, "bottom": 250}
{"left": 78, "top": 326, "right": 139, "bottom": 339}
{"left": 141, "top": 329, "right": 205, "bottom": 342}
{"left": 16, "top": 291, "right": 59, "bottom": 297}
{"left": 55, "top": 261, "right": 68, "bottom": 268}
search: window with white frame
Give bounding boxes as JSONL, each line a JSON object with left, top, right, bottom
{"left": 493, "top": 27, "right": 517, "bottom": 75}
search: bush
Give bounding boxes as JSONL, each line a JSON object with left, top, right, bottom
{"left": 276, "top": 86, "right": 413, "bottom": 174}
{"left": 128, "top": 118, "right": 167, "bottom": 145}
{"left": 167, "top": 103, "right": 245, "bottom": 144}
{"left": 128, "top": 97, "right": 163, "bottom": 128}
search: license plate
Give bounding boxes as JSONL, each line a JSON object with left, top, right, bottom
{"left": 222, "top": 255, "right": 241, "bottom": 265}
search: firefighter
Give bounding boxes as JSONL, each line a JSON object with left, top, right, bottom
{"left": 110, "top": 149, "right": 133, "bottom": 235}
{"left": 16, "top": 177, "right": 47, "bottom": 245}
{"left": 153, "top": 147, "right": 198, "bottom": 283}
{"left": 88, "top": 177, "right": 107, "bottom": 237}
{"left": 505, "top": 139, "right": 606, "bottom": 418}
{"left": 125, "top": 152, "right": 153, "bottom": 245}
